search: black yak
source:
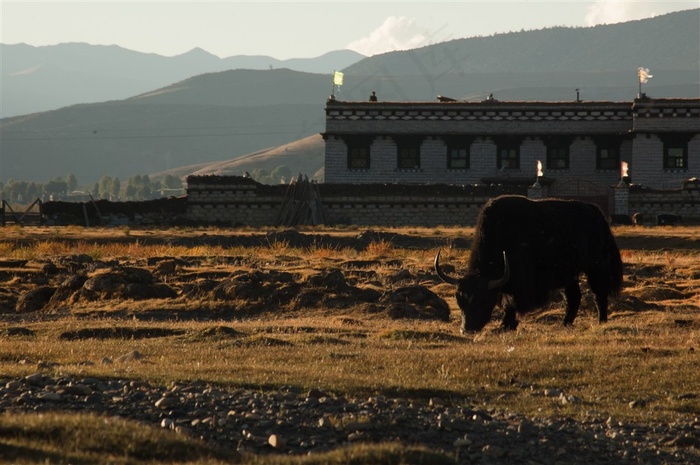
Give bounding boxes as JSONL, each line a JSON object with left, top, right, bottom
{"left": 435, "top": 195, "right": 623, "bottom": 332}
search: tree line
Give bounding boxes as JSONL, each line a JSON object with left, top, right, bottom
{"left": 1, "top": 174, "right": 184, "bottom": 205}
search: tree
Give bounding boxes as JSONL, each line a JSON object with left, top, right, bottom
{"left": 44, "top": 179, "right": 67, "bottom": 199}
{"left": 26, "top": 182, "right": 40, "bottom": 200}
{"left": 66, "top": 174, "right": 78, "bottom": 193}
{"left": 162, "top": 174, "right": 182, "bottom": 189}
{"left": 271, "top": 165, "right": 292, "bottom": 184}
{"left": 98, "top": 176, "right": 113, "bottom": 199}
{"left": 124, "top": 184, "right": 137, "bottom": 200}
{"left": 110, "top": 178, "right": 121, "bottom": 200}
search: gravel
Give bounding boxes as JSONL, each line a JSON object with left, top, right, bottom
{"left": 2, "top": 373, "right": 699, "bottom": 464}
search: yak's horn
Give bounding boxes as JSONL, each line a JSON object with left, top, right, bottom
{"left": 487, "top": 252, "right": 510, "bottom": 290}
{"left": 434, "top": 250, "right": 460, "bottom": 285}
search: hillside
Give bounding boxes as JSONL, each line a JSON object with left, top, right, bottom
{"left": 338, "top": 9, "right": 699, "bottom": 101}
{"left": 0, "top": 44, "right": 364, "bottom": 117}
{"left": 154, "top": 134, "right": 325, "bottom": 183}
{"left": 1, "top": 9, "right": 698, "bottom": 187}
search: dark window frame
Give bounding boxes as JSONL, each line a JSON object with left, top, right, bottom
{"left": 445, "top": 136, "right": 472, "bottom": 170}
{"left": 658, "top": 133, "right": 692, "bottom": 171}
{"left": 344, "top": 136, "right": 373, "bottom": 170}
{"left": 544, "top": 137, "right": 572, "bottom": 170}
{"left": 663, "top": 140, "right": 688, "bottom": 170}
{"left": 396, "top": 136, "right": 423, "bottom": 170}
{"left": 594, "top": 137, "right": 622, "bottom": 171}
{"left": 494, "top": 136, "right": 522, "bottom": 170}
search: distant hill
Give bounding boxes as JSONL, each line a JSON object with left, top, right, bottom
{"left": 1, "top": 9, "right": 698, "bottom": 186}
{"left": 0, "top": 43, "right": 364, "bottom": 117}
{"left": 154, "top": 134, "right": 325, "bottom": 182}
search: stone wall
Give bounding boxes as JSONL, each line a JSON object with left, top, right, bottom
{"left": 626, "top": 179, "right": 700, "bottom": 223}
{"left": 318, "top": 183, "right": 526, "bottom": 226}
{"left": 186, "top": 176, "right": 286, "bottom": 227}
{"left": 186, "top": 175, "right": 525, "bottom": 227}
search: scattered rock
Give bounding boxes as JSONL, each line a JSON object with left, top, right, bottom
{"left": 116, "top": 350, "right": 143, "bottom": 363}
{"left": 16, "top": 286, "right": 57, "bottom": 313}
{"left": 268, "top": 434, "right": 286, "bottom": 448}
{"left": 0, "top": 373, "right": 697, "bottom": 464}
{"left": 629, "top": 399, "right": 647, "bottom": 409}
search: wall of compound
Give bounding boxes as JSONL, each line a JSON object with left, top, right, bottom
{"left": 186, "top": 177, "right": 526, "bottom": 227}
{"left": 626, "top": 181, "right": 700, "bottom": 222}
{"left": 186, "top": 177, "right": 700, "bottom": 227}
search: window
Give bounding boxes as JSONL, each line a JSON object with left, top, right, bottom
{"left": 348, "top": 145, "right": 370, "bottom": 170}
{"left": 664, "top": 143, "right": 687, "bottom": 170}
{"left": 545, "top": 137, "right": 571, "bottom": 170}
{"left": 344, "top": 136, "right": 372, "bottom": 170}
{"left": 596, "top": 146, "right": 620, "bottom": 170}
{"left": 594, "top": 137, "right": 622, "bottom": 170}
{"left": 547, "top": 147, "right": 569, "bottom": 169}
{"left": 495, "top": 137, "right": 521, "bottom": 170}
{"left": 446, "top": 137, "right": 471, "bottom": 170}
{"left": 660, "top": 134, "right": 691, "bottom": 170}
{"left": 396, "top": 136, "right": 422, "bottom": 170}
{"left": 448, "top": 147, "right": 469, "bottom": 169}
{"left": 497, "top": 147, "right": 519, "bottom": 169}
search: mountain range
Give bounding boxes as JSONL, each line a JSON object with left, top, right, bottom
{"left": 1, "top": 44, "right": 365, "bottom": 117}
{"left": 1, "top": 9, "right": 698, "bottom": 187}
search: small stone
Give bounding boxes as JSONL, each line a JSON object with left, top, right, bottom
{"left": 25, "top": 373, "right": 46, "bottom": 386}
{"left": 62, "top": 384, "right": 92, "bottom": 396}
{"left": 307, "top": 388, "right": 327, "bottom": 399}
{"left": 174, "top": 426, "right": 192, "bottom": 436}
{"left": 429, "top": 397, "right": 445, "bottom": 407}
{"left": 5, "top": 381, "right": 21, "bottom": 391}
{"left": 629, "top": 399, "right": 647, "bottom": 409}
{"left": 268, "top": 434, "right": 286, "bottom": 448}
{"left": 454, "top": 436, "right": 473, "bottom": 447}
{"left": 161, "top": 418, "right": 174, "bottom": 429}
{"left": 545, "top": 388, "right": 563, "bottom": 397}
{"left": 116, "top": 350, "right": 142, "bottom": 363}
{"left": 37, "top": 392, "right": 62, "bottom": 401}
{"left": 560, "top": 393, "right": 583, "bottom": 404}
{"left": 482, "top": 444, "right": 506, "bottom": 458}
{"left": 155, "top": 397, "right": 176, "bottom": 409}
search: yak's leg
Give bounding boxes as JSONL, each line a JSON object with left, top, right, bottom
{"left": 501, "top": 305, "right": 518, "bottom": 330}
{"left": 563, "top": 281, "right": 582, "bottom": 326}
{"left": 594, "top": 293, "right": 608, "bottom": 323}
{"left": 586, "top": 274, "right": 609, "bottom": 323}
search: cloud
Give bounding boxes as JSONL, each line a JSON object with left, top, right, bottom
{"left": 346, "top": 16, "right": 429, "bottom": 56}
{"left": 584, "top": 0, "right": 663, "bottom": 26}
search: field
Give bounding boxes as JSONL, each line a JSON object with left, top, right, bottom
{"left": 1, "top": 225, "right": 699, "bottom": 464}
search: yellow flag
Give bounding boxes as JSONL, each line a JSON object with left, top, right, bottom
{"left": 333, "top": 71, "right": 344, "bottom": 86}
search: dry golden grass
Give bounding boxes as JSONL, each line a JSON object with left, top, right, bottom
{"left": 1, "top": 225, "right": 699, "bottom": 464}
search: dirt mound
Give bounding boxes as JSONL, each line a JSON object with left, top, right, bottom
{"left": 382, "top": 286, "right": 450, "bottom": 321}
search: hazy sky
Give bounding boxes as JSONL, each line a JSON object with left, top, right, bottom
{"left": 2, "top": 1, "right": 698, "bottom": 59}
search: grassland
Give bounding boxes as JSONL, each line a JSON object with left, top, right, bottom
{"left": 0, "top": 225, "right": 698, "bottom": 464}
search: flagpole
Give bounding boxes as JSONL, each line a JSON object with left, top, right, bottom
{"left": 331, "top": 70, "right": 336, "bottom": 98}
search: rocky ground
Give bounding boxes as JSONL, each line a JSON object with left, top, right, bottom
{"left": 2, "top": 371, "right": 699, "bottom": 464}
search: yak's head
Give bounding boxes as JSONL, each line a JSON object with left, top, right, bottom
{"left": 434, "top": 251, "right": 509, "bottom": 333}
